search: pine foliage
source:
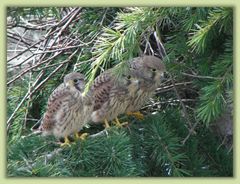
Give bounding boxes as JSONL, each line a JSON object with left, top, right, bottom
{"left": 7, "top": 7, "right": 233, "bottom": 177}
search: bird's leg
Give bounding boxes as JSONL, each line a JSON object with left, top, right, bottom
{"left": 126, "top": 111, "right": 144, "bottom": 120}
{"left": 104, "top": 118, "right": 110, "bottom": 128}
{"left": 60, "top": 136, "right": 71, "bottom": 147}
{"left": 113, "top": 117, "right": 128, "bottom": 128}
{"left": 74, "top": 132, "right": 80, "bottom": 139}
{"left": 79, "top": 133, "right": 89, "bottom": 140}
{"left": 74, "top": 132, "right": 89, "bottom": 140}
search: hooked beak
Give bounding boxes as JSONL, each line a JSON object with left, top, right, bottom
{"left": 76, "top": 81, "right": 85, "bottom": 92}
{"left": 132, "top": 78, "right": 140, "bottom": 90}
{"left": 132, "top": 78, "right": 139, "bottom": 84}
{"left": 160, "top": 71, "right": 167, "bottom": 80}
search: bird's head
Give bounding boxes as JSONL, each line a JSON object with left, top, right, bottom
{"left": 64, "top": 72, "right": 85, "bottom": 92}
{"left": 114, "top": 68, "right": 140, "bottom": 94}
{"left": 142, "top": 55, "right": 166, "bottom": 82}
{"left": 135, "top": 56, "right": 166, "bottom": 88}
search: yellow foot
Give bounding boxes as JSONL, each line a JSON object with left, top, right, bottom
{"left": 74, "top": 132, "right": 89, "bottom": 141}
{"left": 79, "top": 133, "right": 89, "bottom": 140}
{"left": 74, "top": 132, "right": 81, "bottom": 140}
{"left": 104, "top": 118, "right": 110, "bottom": 129}
{"left": 113, "top": 117, "right": 128, "bottom": 128}
{"left": 60, "top": 136, "right": 71, "bottom": 147}
{"left": 127, "top": 111, "right": 144, "bottom": 120}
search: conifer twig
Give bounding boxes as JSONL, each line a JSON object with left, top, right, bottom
{"left": 7, "top": 49, "right": 78, "bottom": 131}
{"left": 155, "top": 81, "right": 192, "bottom": 93}
{"left": 44, "top": 129, "right": 108, "bottom": 163}
{"left": 154, "top": 31, "right": 195, "bottom": 131}
{"left": 89, "top": 129, "right": 108, "bottom": 138}
{"left": 181, "top": 120, "right": 199, "bottom": 145}
{"left": 45, "top": 148, "right": 63, "bottom": 163}
{"left": 141, "top": 99, "right": 196, "bottom": 110}
{"left": 169, "top": 74, "right": 195, "bottom": 131}
{"left": 181, "top": 72, "right": 223, "bottom": 80}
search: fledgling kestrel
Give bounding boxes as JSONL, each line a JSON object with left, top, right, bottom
{"left": 90, "top": 67, "right": 139, "bottom": 128}
{"left": 39, "top": 72, "right": 93, "bottom": 146}
{"left": 126, "top": 55, "right": 166, "bottom": 118}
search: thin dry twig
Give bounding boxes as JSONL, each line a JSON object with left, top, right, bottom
{"left": 7, "top": 11, "right": 82, "bottom": 130}
{"left": 7, "top": 51, "right": 63, "bottom": 86}
{"left": 154, "top": 31, "right": 195, "bottom": 131}
{"left": 141, "top": 99, "right": 196, "bottom": 110}
{"left": 29, "top": 49, "right": 79, "bottom": 97}
{"left": 7, "top": 50, "right": 78, "bottom": 132}
{"left": 156, "top": 81, "right": 192, "bottom": 92}
{"left": 182, "top": 72, "right": 223, "bottom": 80}
{"left": 7, "top": 8, "right": 83, "bottom": 85}
{"left": 181, "top": 120, "right": 199, "bottom": 145}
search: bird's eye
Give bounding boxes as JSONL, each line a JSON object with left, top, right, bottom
{"left": 151, "top": 68, "right": 156, "bottom": 72}
{"left": 127, "top": 75, "right": 131, "bottom": 79}
{"left": 73, "top": 79, "right": 79, "bottom": 83}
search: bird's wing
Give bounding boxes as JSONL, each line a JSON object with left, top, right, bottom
{"left": 92, "top": 71, "right": 113, "bottom": 111}
{"left": 40, "top": 84, "right": 78, "bottom": 132}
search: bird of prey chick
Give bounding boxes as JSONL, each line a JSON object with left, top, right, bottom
{"left": 39, "top": 72, "right": 93, "bottom": 146}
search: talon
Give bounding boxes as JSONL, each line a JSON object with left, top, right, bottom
{"left": 79, "top": 133, "right": 89, "bottom": 140}
{"left": 60, "top": 136, "right": 71, "bottom": 147}
{"left": 113, "top": 118, "right": 128, "bottom": 128}
{"left": 74, "top": 132, "right": 81, "bottom": 139}
{"left": 127, "top": 111, "right": 144, "bottom": 120}
{"left": 74, "top": 132, "right": 89, "bottom": 141}
{"left": 104, "top": 118, "right": 110, "bottom": 128}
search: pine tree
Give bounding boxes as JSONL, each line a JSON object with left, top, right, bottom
{"left": 7, "top": 7, "right": 233, "bottom": 177}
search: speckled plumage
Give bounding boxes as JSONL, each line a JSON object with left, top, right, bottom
{"left": 91, "top": 68, "right": 139, "bottom": 124}
{"left": 126, "top": 55, "right": 166, "bottom": 113}
{"left": 39, "top": 72, "right": 93, "bottom": 139}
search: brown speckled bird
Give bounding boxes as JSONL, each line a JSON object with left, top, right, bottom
{"left": 126, "top": 55, "right": 166, "bottom": 119}
{"left": 91, "top": 67, "right": 139, "bottom": 128}
{"left": 39, "top": 72, "right": 93, "bottom": 146}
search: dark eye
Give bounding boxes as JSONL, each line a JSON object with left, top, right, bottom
{"left": 73, "top": 79, "right": 79, "bottom": 83}
{"left": 151, "top": 68, "right": 156, "bottom": 72}
{"left": 127, "top": 75, "right": 131, "bottom": 79}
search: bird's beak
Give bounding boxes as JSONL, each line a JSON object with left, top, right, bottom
{"left": 132, "top": 78, "right": 140, "bottom": 90}
{"left": 160, "top": 72, "right": 165, "bottom": 80}
{"left": 132, "top": 78, "right": 139, "bottom": 84}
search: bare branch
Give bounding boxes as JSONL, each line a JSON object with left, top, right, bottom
{"left": 154, "top": 31, "right": 195, "bottom": 130}
{"left": 181, "top": 72, "right": 223, "bottom": 80}
{"left": 7, "top": 51, "right": 63, "bottom": 86}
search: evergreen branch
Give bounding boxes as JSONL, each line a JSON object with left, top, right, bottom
{"left": 144, "top": 114, "right": 190, "bottom": 176}
{"left": 187, "top": 7, "right": 232, "bottom": 53}
{"left": 85, "top": 7, "right": 164, "bottom": 92}
{"left": 181, "top": 112, "right": 199, "bottom": 145}
{"left": 7, "top": 7, "right": 233, "bottom": 177}
{"left": 154, "top": 31, "right": 195, "bottom": 131}
{"left": 196, "top": 45, "right": 232, "bottom": 125}
{"left": 161, "top": 75, "right": 194, "bottom": 132}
